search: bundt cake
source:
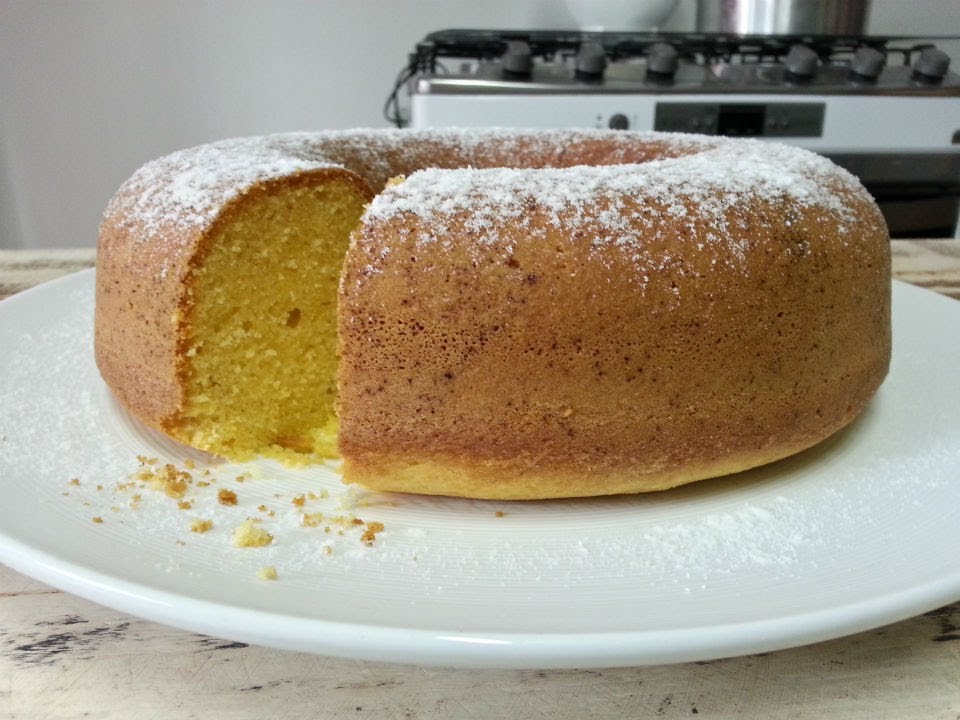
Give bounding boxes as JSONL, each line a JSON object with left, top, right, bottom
{"left": 94, "top": 128, "right": 891, "bottom": 499}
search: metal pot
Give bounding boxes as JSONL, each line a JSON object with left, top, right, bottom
{"left": 696, "top": 0, "right": 870, "bottom": 35}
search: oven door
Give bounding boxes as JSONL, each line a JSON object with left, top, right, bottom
{"left": 824, "top": 153, "right": 960, "bottom": 239}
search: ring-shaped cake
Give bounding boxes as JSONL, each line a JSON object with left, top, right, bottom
{"left": 95, "top": 129, "right": 891, "bottom": 499}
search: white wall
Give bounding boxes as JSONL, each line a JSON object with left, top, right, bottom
{"left": 0, "top": 0, "right": 957, "bottom": 249}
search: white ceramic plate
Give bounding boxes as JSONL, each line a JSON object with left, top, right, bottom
{"left": 1, "top": 270, "right": 958, "bottom": 669}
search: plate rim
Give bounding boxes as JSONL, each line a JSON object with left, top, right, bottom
{"left": 3, "top": 517, "right": 959, "bottom": 669}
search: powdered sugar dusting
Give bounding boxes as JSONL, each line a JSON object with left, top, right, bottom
{"left": 106, "top": 128, "right": 859, "bottom": 248}
{"left": 106, "top": 136, "right": 340, "bottom": 234}
{"left": 364, "top": 137, "right": 855, "bottom": 242}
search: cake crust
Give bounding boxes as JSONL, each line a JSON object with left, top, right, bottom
{"left": 337, "top": 147, "right": 890, "bottom": 498}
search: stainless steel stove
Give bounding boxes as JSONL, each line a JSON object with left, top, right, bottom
{"left": 388, "top": 30, "right": 960, "bottom": 237}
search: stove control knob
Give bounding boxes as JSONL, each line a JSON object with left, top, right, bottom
{"left": 785, "top": 45, "right": 819, "bottom": 79}
{"left": 608, "top": 113, "right": 630, "bottom": 130}
{"left": 913, "top": 47, "right": 951, "bottom": 81}
{"left": 576, "top": 41, "right": 608, "bottom": 79}
{"left": 502, "top": 40, "right": 533, "bottom": 77}
{"left": 646, "top": 43, "right": 679, "bottom": 78}
{"left": 850, "top": 47, "right": 886, "bottom": 80}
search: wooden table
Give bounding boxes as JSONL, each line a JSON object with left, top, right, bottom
{"left": 2, "top": 243, "right": 959, "bottom": 720}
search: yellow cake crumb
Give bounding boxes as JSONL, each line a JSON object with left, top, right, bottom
{"left": 218, "top": 488, "right": 238, "bottom": 506}
{"left": 190, "top": 519, "right": 214, "bottom": 533}
{"left": 92, "top": 516, "right": 103, "bottom": 524}
{"left": 360, "top": 521, "right": 385, "bottom": 546}
{"left": 232, "top": 519, "right": 273, "bottom": 548}
{"left": 301, "top": 512, "right": 324, "bottom": 527}
{"left": 257, "top": 566, "right": 278, "bottom": 581}
{"left": 134, "top": 462, "right": 192, "bottom": 499}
